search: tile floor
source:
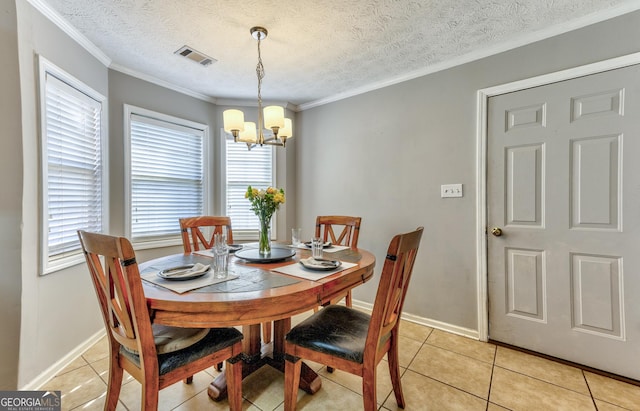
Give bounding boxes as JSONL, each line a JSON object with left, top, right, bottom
{"left": 42, "top": 312, "right": 640, "bottom": 410}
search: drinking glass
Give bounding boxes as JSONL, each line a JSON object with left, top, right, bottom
{"left": 213, "top": 233, "right": 229, "bottom": 279}
{"left": 291, "top": 228, "right": 302, "bottom": 247}
{"left": 311, "top": 237, "right": 323, "bottom": 259}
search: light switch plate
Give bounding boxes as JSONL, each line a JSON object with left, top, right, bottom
{"left": 441, "top": 184, "right": 463, "bottom": 198}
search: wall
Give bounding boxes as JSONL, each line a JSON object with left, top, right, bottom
{"left": 296, "top": 10, "right": 640, "bottom": 333}
{"left": 0, "top": 0, "right": 23, "bottom": 390}
{"left": 15, "top": 0, "right": 109, "bottom": 387}
{"left": 107, "top": 70, "right": 219, "bottom": 263}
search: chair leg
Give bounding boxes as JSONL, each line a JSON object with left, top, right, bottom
{"left": 284, "top": 355, "right": 302, "bottom": 411}
{"left": 263, "top": 322, "right": 272, "bottom": 344}
{"left": 226, "top": 357, "right": 243, "bottom": 411}
{"left": 345, "top": 290, "right": 353, "bottom": 307}
{"left": 105, "top": 357, "right": 124, "bottom": 411}
{"left": 216, "top": 362, "right": 223, "bottom": 371}
{"left": 362, "top": 368, "right": 378, "bottom": 411}
{"left": 388, "top": 334, "right": 405, "bottom": 408}
{"left": 183, "top": 376, "right": 193, "bottom": 384}
{"left": 140, "top": 379, "right": 160, "bottom": 411}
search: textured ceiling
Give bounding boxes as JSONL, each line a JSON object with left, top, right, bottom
{"left": 40, "top": 0, "right": 640, "bottom": 108}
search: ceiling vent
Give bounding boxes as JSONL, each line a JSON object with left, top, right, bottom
{"left": 174, "top": 45, "right": 217, "bottom": 67}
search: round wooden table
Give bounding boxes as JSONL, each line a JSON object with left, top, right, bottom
{"left": 140, "top": 246, "right": 375, "bottom": 400}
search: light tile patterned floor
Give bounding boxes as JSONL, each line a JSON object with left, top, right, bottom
{"left": 42, "top": 313, "right": 640, "bottom": 410}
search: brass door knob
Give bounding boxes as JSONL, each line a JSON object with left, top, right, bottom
{"left": 491, "top": 227, "right": 502, "bottom": 237}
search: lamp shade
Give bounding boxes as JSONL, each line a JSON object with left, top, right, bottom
{"left": 223, "top": 109, "right": 245, "bottom": 132}
{"left": 263, "top": 106, "right": 285, "bottom": 129}
{"left": 238, "top": 122, "right": 257, "bottom": 143}
{"left": 279, "top": 118, "right": 293, "bottom": 138}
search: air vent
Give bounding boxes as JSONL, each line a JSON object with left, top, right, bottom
{"left": 174, "top": 46, "right": 217, "bottom": 67}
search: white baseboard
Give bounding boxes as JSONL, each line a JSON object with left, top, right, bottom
{"left": 22, "top": 329, "right": 106, "bottom": 391}
{"left": 352, "top": 300, "right": 480, "bottom": 340}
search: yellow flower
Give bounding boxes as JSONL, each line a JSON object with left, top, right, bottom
{"left": 273, "top": 192, "right": 285, "bottom": 204}
{"left": 266, "top": 187, "right": 276, "bottom": 194}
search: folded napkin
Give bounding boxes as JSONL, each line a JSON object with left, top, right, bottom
{"left": 161, "top": 263, "right": 209, "bottom": 278}
{"left": 300, "top": 257, "right": 341, "bottom": 269}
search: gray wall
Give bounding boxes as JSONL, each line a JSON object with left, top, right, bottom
{"left": 4, "top": 0, "right": 640, "bottom": 390}
{"left": 14, "top": 0, "right": 109, "bottom": 388}
{"left": 296, "top": 10, "right": 640, "bottom": 331}
{"left": 0, "top": 0, "right": 23, "bottom": 390}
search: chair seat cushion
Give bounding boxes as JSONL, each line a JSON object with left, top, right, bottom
{"left": 123, "top": 324, "right": 210, "bottom": 355}
{"left": 285, "top": 305, "right": 370, "bottom": 363}
{"left": 120, "top": 327, "right": 243, "bottom": 375}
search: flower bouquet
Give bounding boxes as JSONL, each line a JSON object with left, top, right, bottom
{"left": 246, "top": 186, "right": 285, "bottom": 255}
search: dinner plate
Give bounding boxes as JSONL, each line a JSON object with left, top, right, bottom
{"left": 303, "top": 241, "right": 332, "bottom": 249}
{"left": 299, "top": 257, "right": 342, "bottom": 271}
{"left": 235, "top": 247, "right": 296, "bottom": 263}
{"left": 227, "top": 244, "right": 243, "bottom": 253}
{"left": 158, "top": 264, "right": 210, "bottom": 281}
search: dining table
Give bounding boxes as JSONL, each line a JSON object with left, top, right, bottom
{"left": 139, "top": 243, "right": 375, "bottom": 401}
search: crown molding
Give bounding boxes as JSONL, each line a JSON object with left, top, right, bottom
{"left": 298, "top": 2, "right": 640, "bottom": 111}
{"left": 109, "top": 63, "right": 217, "bottom": 103}
{"left": 27, "top": 0, "right": 111, "bottom": 66}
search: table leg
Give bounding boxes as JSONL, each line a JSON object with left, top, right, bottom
{"left": 208, "top": 319, "right": 322, "bottom": 401}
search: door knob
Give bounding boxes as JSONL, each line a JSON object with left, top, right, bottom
{"left": 491, "top": 227, "right": 502, "bottom": 237}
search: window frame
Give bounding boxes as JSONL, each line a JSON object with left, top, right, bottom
{"left": 38, "top": 56, "right": 108, "bottom": 275}
{"left": 124, "top": 105, "right": 210, "bottom": 249}
{"left": 221, "top": 129, "right": 277, "bottom": 241}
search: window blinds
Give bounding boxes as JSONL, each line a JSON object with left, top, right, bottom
{"left": 130, "top": 114, "right": 204, "bottom": 241}
{"left": 44, "top": 72, "right": 102, "bottom": 263}
{"left": 225, "top": 140, "right": 274, "bottom": 230}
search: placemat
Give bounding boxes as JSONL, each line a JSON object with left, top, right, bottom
{"left": 271, "top": 260, "right": 357, "bottom": 281}
{"left": 141, "top": 269, "right": 238, "bottom": 294}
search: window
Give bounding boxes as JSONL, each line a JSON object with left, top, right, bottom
{"left": 39, "top": 57, "right": 106, "bottom": 275}
{"left": 125, "top": 106, "right": 208, "bottom": 246}
{"left": 225, "top": 136, "right": 275, "bottom": 238}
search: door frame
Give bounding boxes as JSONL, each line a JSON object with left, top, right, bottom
{"left": 475, "top": 51, "right": 640, "bottom": 342}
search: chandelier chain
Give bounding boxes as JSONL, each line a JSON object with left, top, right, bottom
{"left": 256, "top": 34, "right": 265, "bottom": 107}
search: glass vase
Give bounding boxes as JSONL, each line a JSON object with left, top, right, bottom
{"left": 259, "top": 219, "right": 271, "bottom": 255}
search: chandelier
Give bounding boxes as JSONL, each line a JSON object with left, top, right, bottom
{"left": 223, "top": 27, "right": 293, "bottom": 149}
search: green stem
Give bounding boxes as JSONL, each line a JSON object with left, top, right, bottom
{"left": 259, "top": 217, "right": 271, "bottom": 255}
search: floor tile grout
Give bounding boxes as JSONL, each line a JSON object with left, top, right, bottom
{"left": 44, "top": 324, "right": 640, "bottom": 411}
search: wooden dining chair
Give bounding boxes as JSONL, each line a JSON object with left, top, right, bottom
{"left": 179, "top": 216, "right": 272, "bottom": 345}
{"left": 179, "top": 216, "right": 234, "bottom": 253}
{"left": 78, "top": 230, "right": 244, "bottom": 411}
{"left": 284, "top": 226, "right": 424, "bottom": 411}
{"left": 315, "top": 215, "right": 362, "bottom": 307}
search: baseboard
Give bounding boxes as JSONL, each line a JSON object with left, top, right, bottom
{"left": 21, "top": 329, "right": 106, "bottom": 391}
{"left": 352, "top": 299, "right": 480, "bottom": 340}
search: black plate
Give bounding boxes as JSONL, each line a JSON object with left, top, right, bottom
{"left": 158, "top": 264, "right": 210, "bottom": 281}
{"left": 303, "top": 241, "right": 332, "bottom": 248}
{"left": 235, "top": 247, "right": 296, "bottom": 263}
{"left": 227, "top": 244, "right": 243, "bottom": 253}
{"left": 299, "top": 257, "right": 342, "bottom": 271}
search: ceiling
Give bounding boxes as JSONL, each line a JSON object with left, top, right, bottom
{"left": 39, "top": 0, "right": 640, "bottom": 109}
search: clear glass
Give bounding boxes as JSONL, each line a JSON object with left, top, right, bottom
{"left": 311, "top": 237, "right": 323, "bottom": 259}
{"left": 213, "top": 233, "right": 229, "bottom": 278}
{"left": 291, "top": 228, "right": 302, "bottom": 246}
{"left": 259, "top": 220, "right": 271, "bottom": 255}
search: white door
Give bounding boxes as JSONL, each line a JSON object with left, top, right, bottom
{"left": 487, "top": 64, "right": 640, "bottom": 380}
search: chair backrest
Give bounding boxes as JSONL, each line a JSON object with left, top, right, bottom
{"left": 179, "top": 216, "right": 233, "bottom": 253}
{"left": 365, "top": 227, "right": 424, "bottom": 359}
{"left": 315, "top": 215, "right": 362, "bottom": 248}
{"left": 78, "top": 231, "right": 156, "bottom": 359}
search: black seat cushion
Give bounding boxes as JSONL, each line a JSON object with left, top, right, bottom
{"left": 285, "top": 305, "right": 370, "bottom": 363}
{"left": 120, "top": 327, "right": 243, "bottom": 375}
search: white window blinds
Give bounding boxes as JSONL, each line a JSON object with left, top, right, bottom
{"left": 129, "top": 113, "right": 205, "bottom": 242}
{"left": 225, "top": 139, "right": 274, "bottom": 231}
{"left": 41, "top": 70, "right": 103, "bottom": 274}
